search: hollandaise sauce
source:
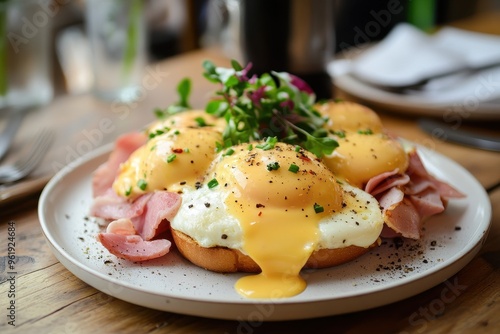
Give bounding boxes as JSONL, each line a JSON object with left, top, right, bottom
{"left": 212, "top": 143, "right": 342, "bottom": 298}
{"left": 113, "top": 127, "right": 222, "bottom": 198}
{"left": 231, "top": 201, "right": 320, "bottom": 298}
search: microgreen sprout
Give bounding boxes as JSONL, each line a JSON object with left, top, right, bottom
{"left": 201, "top": 60, "right": 338, "bottom": 157}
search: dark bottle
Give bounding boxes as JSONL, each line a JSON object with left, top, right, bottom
{"left": 239, "top": 0, "right": 334, "bottom": 99}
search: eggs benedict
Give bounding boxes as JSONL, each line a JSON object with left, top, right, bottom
{"left": 89, "top": 61, "right": 464, "bottom": 300}
{"left": 170, "top": 141, "right": 384, "bottom": 298}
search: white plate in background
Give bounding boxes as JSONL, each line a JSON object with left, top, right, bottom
{"left": 329, "top": 58, "right": 500, "bottom": 121}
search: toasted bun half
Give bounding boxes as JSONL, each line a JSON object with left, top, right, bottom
{"left": 172, "top": 228, "right": 379, "bottom": 273}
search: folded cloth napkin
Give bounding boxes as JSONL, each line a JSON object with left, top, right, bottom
{"left": 351, "top": 23, "right": 500, "bottom": 88}
{"left": 343, "top": 23, "right": 500, "bottom": 105}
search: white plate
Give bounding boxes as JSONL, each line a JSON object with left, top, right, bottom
{"left": 38, "top": 143, "right": 491, "bottom": 321}
{"left": 329, "top": 60, "right": 500, "bottom": 121}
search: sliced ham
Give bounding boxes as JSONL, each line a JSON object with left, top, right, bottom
{"left": 97, "top": 218, "right": 172, "bottom": 261}
{"left": 106, "top": 218, "right": 137, "bottom": 235}
{"left": 405, "top": 149, "right": 465, "bottom": 200}
{"left": 97, "top": 233, "right": 171, "bottom": 262}
{"left": 383, "top": 197, "right": 421, "bottom": 239}
{"left": 365, "top": 148, "right": 465, "bottom": 239}
{"left": 408, "top": 187, "right": 446, "bottom": 219}
{"left": 92, "top": 132, "right": 147, "bottom": 197}
{"left": 365, "top": 169, "right": 410, "bottom": 196}
{"left": 90, "top": 190, "right": 152, "bottom": 221}
{"left": 131, "top": 191, "right": 182, "bottom": 241}
{"left": 91, "top": 191, "right": 182, "bottom": 240}
{"left": 93, "top": 191, "right": 179, "bottom": 261}
{"left": 90, "top": 132, "right": 182, "bottom": 262}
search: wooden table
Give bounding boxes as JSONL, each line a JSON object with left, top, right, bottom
{"left": 1, "top": 44, "right": 500, "bottom": 333}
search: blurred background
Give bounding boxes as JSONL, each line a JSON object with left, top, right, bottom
{"left": 1, "top": 0, "right": 499, "bottom": 105}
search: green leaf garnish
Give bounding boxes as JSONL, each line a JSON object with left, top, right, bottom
{"left": 231, "top": 59, "right": 243, "bottom": 71}
{"left": 156, "top": 78, "right": 192, "bottom": 118}
{"left": 194, "top": 117, "right": 209, "bottom": 127}
{"left": 303, "top": 135, "right": 338, "bottom": 158}
{"left": 200, "top": 60, "right": 338, "bottom": 157}
{"left": 177, "top": 78, "right": 191, "bottom": 108}
{"left": 154, "top": 108, "right": 167, "bottom": 119}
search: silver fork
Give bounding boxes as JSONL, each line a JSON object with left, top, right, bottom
{"left": 0, "top": 107, "right": 30, "bottom": 161}
{"left": 0, "top": 129, "right": 54, "bottom": 184}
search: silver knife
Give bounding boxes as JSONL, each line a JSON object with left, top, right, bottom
{"left": 418, "top": 118, "right": 500, "bottom": 152}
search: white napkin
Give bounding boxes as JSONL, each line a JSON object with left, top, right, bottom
{"left": 341, "top": 23, "right": 500, "bottom": 105}
{"left": 351, "top": 23, "right": 500, "bottom": 88}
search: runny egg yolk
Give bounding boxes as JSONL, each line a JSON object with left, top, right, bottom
{"left": 113, "top": 127, "right": 222, "bottom": 198}
{"left": 322, "top": 132, "right": 408, "bottom": 189}
{"left": 316, "top": 101, "right": 384, "bottom": 133}
{"left": 209, "top": 143, "right": 343, "bottom": 298}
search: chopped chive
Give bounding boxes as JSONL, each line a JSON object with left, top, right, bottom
{"left": 294, "top": 145, "right": 301, "bottom": 152}
{"left": 207, "top": 178, "right": 219, "bottom": 189}
{"left": 223, "top": 148, "right": 235, "bottom": 156}
{"left": 154, "top": 108, "right": 167, "bottom": 119}
{"left": 167, "top": 154, "right": 177, "bottom": 163}
{"left": 331, "top": 130, "right": 346, "bottom": 138}
{"left": 148, "top": 128, "right": 168, "bottom": 140}
{"left": 247, "top": 144, "right": 253, "bottom": 150}
{"left": 174, "top": 130, "right": 180, "bottom": 135}
{"left": 150, "top": 144, "right": 157, "bottom": 151}
{"left": 357, "top": 129, "right": 373, "bottom": 135}
{"left": 137, "top": 179, "right": 148, "bottom": 191}
{"left": 313, "top": 203, "right": 324, "bottom": 214}
{"left": 288, "top": 163, "right": 299, "bottom": 173}
{"left": 256, "top": 136, "right": 278, "bottom": 151}
{"left": 266, "top": 162, "right": 280, "bottom": 171}
{"left": 183, "top": 148, "right": 190, "bottom": 153}
{"left": 125, "top": 186, "right": 132, "bottom": 196}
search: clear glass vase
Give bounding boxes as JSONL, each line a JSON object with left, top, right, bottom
{"left": 0, "top": 0, "right": 53, "bottom": 109}
{"left": 85, "top": 0, "right": 147, "bottom": 103}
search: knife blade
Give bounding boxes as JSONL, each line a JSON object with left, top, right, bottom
{"left": 418, "top": 118, "right": 500, "bottom": 152}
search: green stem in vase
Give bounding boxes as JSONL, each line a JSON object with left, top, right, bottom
{"left": 122, "top": 0, "right": 142, "bottom": 81}
{"left": 0, "top": 0, "right": 8, "bottom": 97}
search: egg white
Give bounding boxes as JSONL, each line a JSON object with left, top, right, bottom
{"left": 170, "top": 183, "right": 383, "bottom": 254}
